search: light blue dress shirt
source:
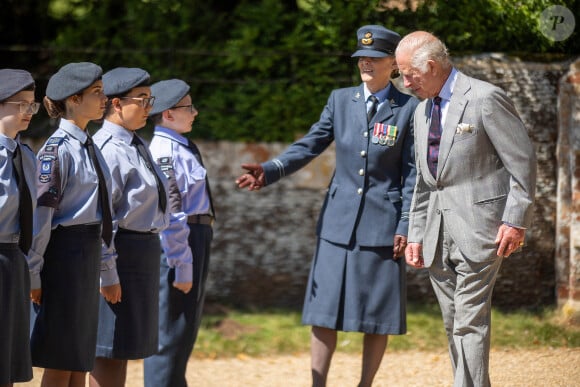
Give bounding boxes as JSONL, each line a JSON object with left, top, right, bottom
{"left": 93, "top": 120, "right": 169, "bottom": 286}
{"left": 148, "top": 126, "right": 209, "bottom": 283}
{"left": 0, "top": 134, "right": 37, "bottom": 244}
{"left": 28, "top": 119, "right": 113, "bottom": 289}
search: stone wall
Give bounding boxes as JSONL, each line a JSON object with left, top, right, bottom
{"left": 198, "top": 55, "right": 576, "bottom": 310}
{"left": 556, "top": 58, "right": 580, "bottom": 322}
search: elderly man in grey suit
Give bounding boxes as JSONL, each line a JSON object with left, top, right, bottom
{"left": 236, "top": 25, "right": 419, "bottom": 387}
{"left": 396, "top": 31, "right": 536, "bottom": 387}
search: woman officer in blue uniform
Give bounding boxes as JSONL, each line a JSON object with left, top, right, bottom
{"left": 0, "top": 69, "right": 38, "bottom": 387}
{"left": 236, "top": 25, "right": 419, "bottom": 387}
{"left": 28, "top": 62, "right": 112, "bottom": 387}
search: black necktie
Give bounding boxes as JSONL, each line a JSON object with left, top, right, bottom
{"left": 367, "top": 95, "right": 379, "bottom": 123}
{"left": 427, "top": 96, "right": 442, "bottom": 177}
{"left": 187, "top": 140, "right": 216, "bottom": 219}
{"left": 13, "top": 144, "right": 33, "bottom": 253}
{"left": 85, "top": 136, "right": 113, "bottom": 246}
{"left": 132, "top": 134, "right": 167, "bottom": 213}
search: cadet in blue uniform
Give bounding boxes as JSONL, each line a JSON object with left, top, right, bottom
{"left": 0, "top": 69, "right": 38, "bottom": 387}
{"left": 89, "top": 67, "right": 169, "bottom": 387}
{"left": 28, "top": 62, "right": 112, "bottom": 387}
{"left": 144, "top": 79, "right": 214, "bottom": 387}
{"left": 236, "top": 25, "right": 419, "bottom": 387}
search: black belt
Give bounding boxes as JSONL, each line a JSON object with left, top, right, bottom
{"left": 117, "top": 227, "right": 156, "bottom": 235}
{"left": 187, "top": 214, "right": 214, "bottom": 226}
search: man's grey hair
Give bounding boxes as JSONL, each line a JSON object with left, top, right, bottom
{"left": 396, "top": 32, "right": 452, "bottom": 73}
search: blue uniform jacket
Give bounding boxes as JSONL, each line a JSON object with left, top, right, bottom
{"left": 262, "top": 83, "right": 418, "bottom": 247}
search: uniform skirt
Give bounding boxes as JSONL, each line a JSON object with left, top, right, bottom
{"left": 95, "top": 229, "right": 161, "bottom": 359}
{"left": 30, "top": 224, "right": 101, "bottom": 371}
{"left": 0, "top": 243, "right": 32, "bottom": 383}
{"left": 302, "top": 238, "right": 406, "bottom": 335}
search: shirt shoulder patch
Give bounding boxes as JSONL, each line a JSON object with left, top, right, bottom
{"left": 37, "top": 137, "right": 64, "bottom": 208}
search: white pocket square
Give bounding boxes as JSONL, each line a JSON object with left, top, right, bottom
{"left": 456, "top": 123, "right": 474, "bottom": 134}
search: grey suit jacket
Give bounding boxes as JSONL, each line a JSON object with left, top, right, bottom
{"left": 262, "top": 83, "right": 419, "bottom": 247}
{"left": 408, "top": 71, "right": 536, "bottom": 266}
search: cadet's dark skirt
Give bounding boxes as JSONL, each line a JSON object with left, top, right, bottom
{"left": 30, "top": 224, "right": 101, "bottom": 371}
{"left": 95, "top": 229, "right": 161, "bottom": 359}
{"left": 302, "top": 238, "right": 406, "bottom": 335}
{"left": 0, "top": 243, "right": 32, "bottom": 383}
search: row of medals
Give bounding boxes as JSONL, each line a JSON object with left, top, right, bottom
{"left": 372, "top": 123, "right": 397, "bottom": 146}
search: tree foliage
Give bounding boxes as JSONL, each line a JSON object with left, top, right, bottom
{"left": 1, "top": 0, "right": 577, "bottom": 141}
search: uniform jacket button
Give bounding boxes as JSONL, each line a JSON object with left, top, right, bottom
{"left": 357, "top": 188, "right": 363, "bottom": 195}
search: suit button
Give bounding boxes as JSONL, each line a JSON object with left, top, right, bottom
{"left": 357, "top": 188, "right": 363, "bottom": 195}
{"left": 360, "top": 150, "right": 367, "bottom": 157}
{"left": 363, "top": 131, "right": 368, "bottom": 137}
{"left": 358, "top": 169, "right": 364, "bottom": 176}
{"left": 437, "top": 184, "right": 443, "bottom": 190}
{"left": 436, "top": 209, "right": 441, "bottom": 215}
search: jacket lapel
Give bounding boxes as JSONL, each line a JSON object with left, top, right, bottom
{"left": 352, "top": 85, "right": 367, "bottom": 126}
{"left": 372, "top": 86, "right": 396, "bottom": 125}
{"left": 418, "top": 99, "right": 436, "bottom": 184}
{"left": 437, "top": 72, "right": 470, "bottom": 177}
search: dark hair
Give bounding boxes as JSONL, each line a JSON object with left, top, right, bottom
{"left": 43, "top": 96, "right": 66, "bottom": 118}
{"left": 150, "top": 112, "right": 163, "bottom": 125}
{"left": 0, "top": 83, "right": 36, "bottom": 103}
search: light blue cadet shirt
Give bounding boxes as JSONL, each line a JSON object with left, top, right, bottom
{"left": 0, "top": 133, "right": 37, "bottom": 243}
{"left": 148, "top": 126, "right": 210, "bottom": 284}
{"left": 93, "top": 119, "right": 170, "bottom": 286}
{"left": 28, "top": 119, "right": 114, "bottom": 289}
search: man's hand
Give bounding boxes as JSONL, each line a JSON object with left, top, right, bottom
{"left": 405, "top": 242, "right": 424, "bottom": 268}
{"left": 30, "top": 288, "right": 42, "bottom": 305}
{"left": 173, "top": 281, "right": 193, "bottom": 294}
{"left": 100, "top": 283, "right": 122, "bottom": 304}
{"left": 495, "top": 224, "right": 525, "bottom": 258}
{"left": 235, "top": 163, "right": 265, "bottom": 191}
{"left": 393, "top": 235, "right": 407, "bottom": 259}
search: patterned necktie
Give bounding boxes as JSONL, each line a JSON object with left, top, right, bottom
{"left": 187, "top": 139, "right": 216, "bottom": 219}
{"left": 85, "top": 136, "right": 113, "bottom": 246}
{"left": 367, "top": 95, "right": 379, "bottom": 123}
{"left": 427, "top": 96, "right": 442, "bottom": 177}
{"left": 13, "top": 144, "right": 33, "bottom": 253}
{"left": 132, "top": 134, "right": 167, "bottom": 213}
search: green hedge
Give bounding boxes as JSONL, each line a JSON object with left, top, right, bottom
{"left": 1, "top": 0, "right": 577, "bottom": 141}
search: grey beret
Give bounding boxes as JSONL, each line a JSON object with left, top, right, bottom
{"left": 351, "top": 25, "right": 401, "bottom": 58}
{"left": 0, "top": 69, "right": 35, "bottom": 101}
{"left": 149, "top": 79, "right": 190, "bottom": 116}
{"left": 45, "top": 62, "right": 103, "bottom": 101}
{"left": 103, "top": 67, "right": 150, "bottom": 97}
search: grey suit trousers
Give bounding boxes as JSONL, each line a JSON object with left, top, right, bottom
{"left": 428, "top": 216, "right": 502, "bottom": 387}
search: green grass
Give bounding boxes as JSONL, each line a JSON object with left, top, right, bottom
{"left": 193, "top": 303, "right": 580, "bottom": 359}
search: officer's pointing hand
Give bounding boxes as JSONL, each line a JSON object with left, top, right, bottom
{"left": 236, "top": 163, "right": 265, "bottom": 191}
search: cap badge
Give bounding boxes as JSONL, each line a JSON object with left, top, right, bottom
{"left": 361, "top": 32, "right": 373, "bottom": 46}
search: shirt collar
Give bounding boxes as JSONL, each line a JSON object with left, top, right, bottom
{"left": 0, "top": 132, "right": 17, "bottom": 152}
{"left": 102, "top": 119, "right": 135, "bottom": 143}
{"left": 59, "top": 119, "right": 90, "bottom": 143}
{"left": 154, "top": 125, "right": 189, "bottom": 147}
{"left": 363, "top": 82, "right": 392, "bottom": 103}
{"left": 438, "top": 67, "right": 458, "bottom": 103}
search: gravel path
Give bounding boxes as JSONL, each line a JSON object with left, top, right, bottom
{"left": 22, "top": 347, "right": 579, "bottom": 386}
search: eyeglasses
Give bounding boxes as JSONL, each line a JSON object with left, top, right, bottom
{"left": 171, "top": 104, "right": 197, "bottom": 114}
{"left": 120, "top": 96, "right": 155, "bottom": 108}
{"left": 3, "top": 101, "right": 41, "bottom": 114}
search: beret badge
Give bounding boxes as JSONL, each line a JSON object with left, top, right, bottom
{"left": 361, "top": 32, "right": 374, "bottom": 46}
